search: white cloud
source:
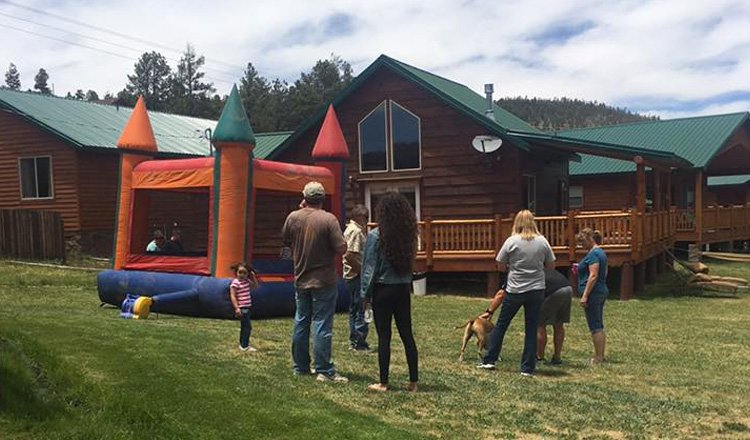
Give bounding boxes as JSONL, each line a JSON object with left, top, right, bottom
{"left": 0, "top": 0, "right": 748, "bottom": 117}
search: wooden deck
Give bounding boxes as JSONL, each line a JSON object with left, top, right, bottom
{"left": 414, "top": 205, "right": 750, "bottom": 273}
{"left": 675, "top": 204, "right": 750, "bottom": 245}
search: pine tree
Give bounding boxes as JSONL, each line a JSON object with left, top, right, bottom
{"left": 5, "top": 63, "right": 21, "bottom": 90}
{"left": 286, "top": 54, "right": 353, "bottom": 129}
{"left": 34, "top": 68, "right": 51, "bottom": 95}
{"left": 125, "top": 52, "right": 172, "bottom": 110}
{"left": 85, "top": 90, "right": 99, "bottom": 101}
{"left": 169, "top": 44, "right": 215, "bottom": 116}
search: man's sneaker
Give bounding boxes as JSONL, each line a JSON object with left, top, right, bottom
{"left": 246, "top": 346, "right": 258, "bottom": 352}
{"left": 476, "top": 363, "right": 496, "bottom": 370}
{"left": 520, "top": 372, "right": 534, "bottom": 378}
{"left": 549, "top": 358, "right": 562, "bottom": 366}
{"left": 239, "top": 345, "right": 249, "bottom": 351}
{"left": 316, "top": 373, "right": 349, "bottom": 383}
{"left": 350, "top": 345, "right": 372, "bottom": 352}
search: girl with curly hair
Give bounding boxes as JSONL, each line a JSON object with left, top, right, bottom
{"left": 360, "top": 192, "right": 419, "bottom": 392}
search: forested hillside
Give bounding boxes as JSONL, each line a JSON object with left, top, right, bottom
{"left": 497, "top": 96, "right": 659, "bottom": 131}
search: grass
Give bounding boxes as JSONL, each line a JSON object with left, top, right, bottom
{"left": 1, "top": 260, "right": 749, "bottom": 439}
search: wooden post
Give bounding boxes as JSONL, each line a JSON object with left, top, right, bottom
{"left": 635, "top": 157, "right": 647, "bottom": 215}
{"left": 646, "top": 256, "right": 658, "bottom": 283}
{"left": 486, "top": 272, "right": 500, "bottom": 297}
{"left": 494, "top": 214, "right": 503, "bottom": 255}
{"left": 620, "top": 262, "right": 634, "bottom": 300}
{"left": 634, "top": 262, "right": 646, "bottom": 295}
{"left": 654, "top": 170, "right": 662, "bottom": 211}
{"left": 666, "top": 170, "right": 672, "bottom": 208}
{"left": 630, "top": 209, "right": 640, "bottom": 262}
{"left": 567, "top": 209, "right": 576, "bottom": 263}
{"left": 424, "top": 218, "right": 433, "bottom": 268}
{"left": 656, "top": 252, "right": 666, "bottom": 275}
{"left": 695, "top": 169, "right": 704, "bottom": 247}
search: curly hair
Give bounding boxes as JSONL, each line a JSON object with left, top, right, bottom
{"left": 375, "top": 192, "right": 417, "bottom": 276}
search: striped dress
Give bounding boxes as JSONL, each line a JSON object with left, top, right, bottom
{"left": 231, "top": 278, "right": 253, "bottom": 308}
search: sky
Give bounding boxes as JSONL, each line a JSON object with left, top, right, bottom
{"left": 1, "top": 0, "right": 749, "bottom": 119}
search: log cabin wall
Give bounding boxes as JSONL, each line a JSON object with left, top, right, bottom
{"left": 76, "top": 150, "right": 119, "bottom": 255}
{"left": 0, "top": 110, "right": 81, "bottom": 231}
{"left": 277, "top": 67, "right": 548, "bottom": 221}
{"left": 708, "top": 185, "right": 750, "bottom": 206}
{"left": 520, "top": 153, "right": 568, "bottom": 215}
{"left": 707, "top": 124, "right": 750, "bottom": 176}
{"left": 252, "top": 190, "right": 301, "bottom": 257}
{"left": 569, "top": 173, "right": 635, "bottom": 211}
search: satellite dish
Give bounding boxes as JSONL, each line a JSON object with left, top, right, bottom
{"left": 472, "top": 135, "right": 502, "bottom": 154}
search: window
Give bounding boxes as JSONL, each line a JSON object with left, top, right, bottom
{"left": 19, "top": 157, "right": 53, "bottom": 199}
{"left": 359, "top": 100, "right": 421, "bottom": 173}
{"left": 365, "top": 183, "right": 420, "bottom": 221}
{"left": 569, "top": 185, "right": 583, "bottom": 209}
{"left": 359, "top": 102, "right": 387, "bottom": 172}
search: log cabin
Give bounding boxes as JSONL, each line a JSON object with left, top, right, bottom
{"left": 0, "top": 89, "right": 290, "bottom": 256}
{"left": 565, "top": 113, "right": 750, "bottom": 251}
{"left": 269, "top": 55, "right": 693, "bottom": 296}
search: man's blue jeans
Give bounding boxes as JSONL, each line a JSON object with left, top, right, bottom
{"left": 482, "top": 289, "right": 544, "bottom": 374}
{"left": 347, "top": 276, "right": 369, "bottom": 349}
{"left": 292, "top": 286, "right": 337, "bottom": 377}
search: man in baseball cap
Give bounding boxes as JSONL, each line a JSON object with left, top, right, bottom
{"left": 282, "top": 181, "right": 349, "bottom": 383}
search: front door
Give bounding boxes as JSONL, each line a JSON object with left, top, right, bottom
{"left": 364, "top": 182, "right": 420, "bottom": 222}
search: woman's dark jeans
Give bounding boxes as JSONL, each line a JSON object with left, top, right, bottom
{"left": 482, "top": 289, "right": 544, "bottom": 374}
{"left": 372, "top": 283, "right": 419, "bottom": 384}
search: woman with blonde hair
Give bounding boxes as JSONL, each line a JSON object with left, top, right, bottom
{"left": 577, "top": 228, "right": 608, "bottom": 365}
{"left": 478, "top": 210, "right": 555, "bottom": 377}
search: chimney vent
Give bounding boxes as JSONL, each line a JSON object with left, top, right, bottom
{"left": 484, "top": 83, "right": 495, "bottom": 121}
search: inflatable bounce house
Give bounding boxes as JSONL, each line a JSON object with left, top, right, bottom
{"left": 97, "top": 86, "right": 351, "bottom": 319}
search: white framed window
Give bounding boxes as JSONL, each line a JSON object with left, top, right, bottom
{"left": 18, "top": 156, "right": 53, "bottom": 200}
{"left": 358, "top": 100, "right": 421, "bottom": 173}
{"left": 364, "top": 182, "right": 421, "bottom": 221}
{"left": 358, "top": 101, "right": 388, "bottom": 173}
{"left": 569, "top": 185, "right": 583, "bottom": 209}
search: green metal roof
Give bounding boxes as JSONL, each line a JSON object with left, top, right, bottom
{"left": 563, "top": 112, "right": 749, "bottom": 175}
{"left": 270, "top": 54, "right": 540, "bottom": 159}
{"left": 0, "top": 89, "right": 289, "bottom": 159}
{"left": 707, "top": 174, "right": 750, "bottom": 186}
{"left": 386, "top": 56, "right": 542, "bottom": 134}
{"left": 570, "top": 154, "right": 636, "bottom": 176}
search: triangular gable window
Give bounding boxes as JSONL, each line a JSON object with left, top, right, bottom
{"left": 359, "top": 100, "right": 421, "bottom": 173}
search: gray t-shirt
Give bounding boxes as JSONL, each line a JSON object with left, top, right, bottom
{"left": 496, "top": 235, "right": 555, "bottom": 293}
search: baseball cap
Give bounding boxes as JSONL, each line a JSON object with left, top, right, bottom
{"left": 303, "top": 181, "right": 326, "bottom": 200}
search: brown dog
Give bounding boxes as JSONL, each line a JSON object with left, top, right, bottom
{"left": 456, "top": 316, "right": 495, "bottom": 362}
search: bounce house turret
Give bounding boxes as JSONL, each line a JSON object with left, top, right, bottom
{"left": 113, "top": 96, "right": 158, "bottom": 270}
{"left": 211, "top": 85, "right": 256, "bottom": 278}
{"left": 312, "top": 105, "right": 349, "bottom": 224}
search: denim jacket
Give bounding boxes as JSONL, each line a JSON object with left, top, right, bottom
{"left": 360, "top": 228, "right": 413, "bottom": 299}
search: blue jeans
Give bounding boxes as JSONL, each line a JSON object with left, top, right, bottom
{"left": 483, "top": 289, "right": 544, "bottom": 374}
{"left": 585, "top": 295, "right": 606, "bottom": 333}
{"left": 292, "top": 286, "right": 337, "bottom": 377}
{"left": 239, "top": 308, "right": 252, "bottom": 348}
{"left": 347, "top": 277, "right": 369, "bottom": 349}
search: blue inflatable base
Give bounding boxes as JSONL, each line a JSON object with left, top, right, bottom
{"left": 97, "top": 270, "right": 351, "bottom": 319}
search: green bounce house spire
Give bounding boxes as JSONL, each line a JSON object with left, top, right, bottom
{"left": 213, "top": 85, "right": 255, "bottom": 145}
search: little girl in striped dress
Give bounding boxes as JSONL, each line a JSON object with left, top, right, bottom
{"left": 229, "top": 262, "right": 259, "bottom": 352}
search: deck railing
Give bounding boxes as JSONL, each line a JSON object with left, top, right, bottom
{"left": 675, "top": 204, "right": 750, "bottom": 240}
{"left": 415, "top": 209, "right": 681, "bottom": 268}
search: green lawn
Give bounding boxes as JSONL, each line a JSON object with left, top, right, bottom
{"left": 1, "top": 260, "right": 749, "bottom": 439}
